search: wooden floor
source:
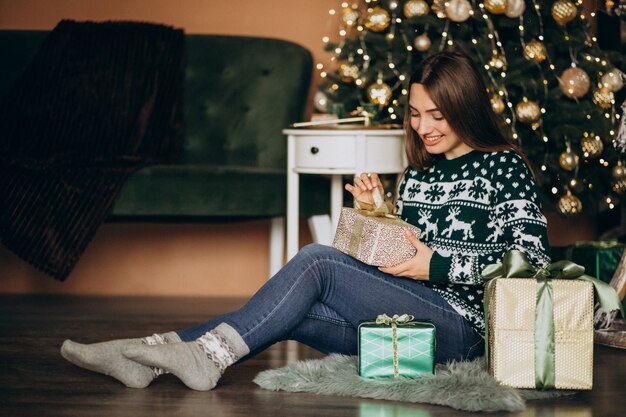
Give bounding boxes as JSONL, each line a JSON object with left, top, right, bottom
{"left": 1, "top": 295, "right": 625, "bottom": 417}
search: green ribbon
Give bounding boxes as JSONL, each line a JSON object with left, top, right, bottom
{"left": 482, "top": 250, "right": 624, "bottom": 390}
{"left": 375, "top": 314, "right": 414, "bottom": 378}
{"left": 564, "top": 240, "right": 623, "bottom": 282}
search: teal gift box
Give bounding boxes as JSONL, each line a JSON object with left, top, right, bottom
{"left": 564, "top": 241, "right": 625, "bottom": 284}
{"left": 358, "top": 314, "right": 435, "bottom": 379}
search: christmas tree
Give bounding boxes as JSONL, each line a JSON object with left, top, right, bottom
{"left": 315, "top": 0, "right": 625, "bottom": 218}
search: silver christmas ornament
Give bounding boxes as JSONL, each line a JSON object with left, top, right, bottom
{"left": 446, "top": 0, "right": 472, "bottom": 23}
{"left": 601, "top": 68, "right": 625, "bottom": 93}
{"left": 505, "top": 0, "right": 526, "bottom": 18}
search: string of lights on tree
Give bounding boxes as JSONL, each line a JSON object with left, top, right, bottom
{"left": 315, "top": 0, "right": 625, "bottom": 217}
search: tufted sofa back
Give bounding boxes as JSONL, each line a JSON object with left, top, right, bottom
{"left": 0, "top": 29, "right": 327, "bottom": 218}
{"left": 183, "top": 35, "right": 311, "bottom": 170}
{"left": 0, "top": 31, "right": 312, "bottom": 171}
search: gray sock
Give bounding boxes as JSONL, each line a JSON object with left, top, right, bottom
{"left": 60, "top": 331, "right": 181, "bottom": 388}
{"left": 122, "top": 323, "right": 249, "bottom": 391}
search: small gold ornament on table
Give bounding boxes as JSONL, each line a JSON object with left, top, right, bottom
{"left": 601, "top": 68, "right": 624, "bottom": 92}
{"left": 491, "top": 94, "right": 505, "bottom": 114}
{"left": 523, "top": 40, "right": 547, "bottom": 63}
{"left": 515, "top": 97, "right": 540, "bottom": 124}
{"left": 414, "top": 33, "right": 432, "bottom": 51}
{"left": 367, "top": 79, "right": 393, "bottom": 106}
{"left": 613, "top": 160, "right": 626, "bottom": 180}
{"left": 484, "top": 0, "right": 508, "bottom": 15}
{"left": 365, "top": 6, "right": 391, "bottom": 32}
{"left": 580, "top": 133, "right": 603, "bottom": 159}
{"left": 504, "top": 0, "right": 526, "bottom": 18}
{"left": 559, "top": 148, "right": 579, "bottom": 171}
{"left": 557, "top": 189, "right": 583, "bottom": 216}
{"left": 431, "top": 0, "right": 448, "bottom": 18}
{"left": 551, "top": 0, "right": 578, "bottom": 26}
{"left": 593, "top": 87, "right": 615, "bottom": 109}
{"left": 404, "top": 0, "right": 430, "bottom": 17}
{"left": 446, "top": 0, "right": 472, "bottom": 23}
{"left": 341, "top": 7, "right": 360, "bottom": 28}
{"left": 559, "top": 67, "right": 590, "bottom": 98}
{"left": 313, "top": 90, "right": 329, "bottom": 112}
{"left": 339, "top": 63, "right": 360, "bottom": 83}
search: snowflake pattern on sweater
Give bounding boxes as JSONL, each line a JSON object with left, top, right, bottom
{"left": 396, "top": 150, "right": 551, "bottom": 336}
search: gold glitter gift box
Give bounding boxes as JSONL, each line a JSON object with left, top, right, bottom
{"left": 487, "top": 278, "right": 594, "bottom": 390}
{"left": 332, "top": 207, "right": 421, "bottom": 267}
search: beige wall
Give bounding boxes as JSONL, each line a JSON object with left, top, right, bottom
{"left": 0, "top": 0, "right": 599, "bottom": 296}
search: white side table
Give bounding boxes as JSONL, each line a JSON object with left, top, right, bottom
{"left": 284, "top": 128, "right": 406, "bottom": 261}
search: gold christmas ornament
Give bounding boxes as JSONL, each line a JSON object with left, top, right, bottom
{"left": 489, "top": 54, "right": 507, "bottom": 71}
{"left": 601, "top": 69, "right": 624, "bottom": 93}
{"left": 558, "top": 67, "right": 590, "bottom": 99}
{"left": 365, "top": 7, "right": 391, "bottom": 32}
{"left": 580, "top": 135, "right": 604, "bottom": 158}
{"left": 557, "top": 190, "right": 583, "bottom": 217}
{"left": 612, "top": 178, "right": 626, "bottom": 194}
{"left": 515, "top": 97, "right": 541, "bottom": 123}
{"left": 431, "top": 0, "right": 448, "bottom": 18}
{"left": 551, "top": 0, "right": 578, "bottom": 26}
{"left": 491, "top": 94, "right": 505, "bottom": 114}
{"left": 613, "top": 160, "right": 626, "bottom": 180}
{"left": 523, "top": 40, "right": 547, "bottom": 63}
{"left": 341, "top": 7, "right": 360, "bottom": 28}
{"left": 484, "top": 0, "right": 508, "bottom": 15}
{"left": 446, "top": 0, "right": 472, "bottom": 23}
{"left": 339, "top": 63, "right": 360, "bottom": 83}
{"left": 367, "top": 80, "right": 393, "bottom": 106}
{"left": 592, "top": 87, "right": 615, "bottom": 109}
{"left": 404, "top": 0, "right": 430, "bottom": 17}
{"left": 414, "top": 33, "right": 432, "bottom": 51}
{"left": 559, "top": 150, "right": 579, "bottom": 171}
{"left": 505, "top": 0, "right": 526, "bottom": 18}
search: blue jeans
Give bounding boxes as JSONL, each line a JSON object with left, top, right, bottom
{"left": 177, "top": 244, "right": 484, "bottom": 364}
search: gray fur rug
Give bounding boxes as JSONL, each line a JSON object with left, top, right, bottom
{"left": 253, "top": 354, "right": 573, "bottom": 413}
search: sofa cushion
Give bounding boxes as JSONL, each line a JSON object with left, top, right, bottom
{"left": 111, "top": 164, "right": 330, "bottom": 218}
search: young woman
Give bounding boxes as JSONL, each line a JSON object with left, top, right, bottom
{"left": 60, "top": 51, "right": 550, "bottom": 391}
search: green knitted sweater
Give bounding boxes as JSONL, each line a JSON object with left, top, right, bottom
{"left": 396, "top": 150, "right": 551, "bottom": 336}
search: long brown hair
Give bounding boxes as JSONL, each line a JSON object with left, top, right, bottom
{"left": 404, "top": 51, "right": 531, "bottom": 172}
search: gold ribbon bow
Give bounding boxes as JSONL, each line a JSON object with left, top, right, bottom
{"left": 375, "top": 314, "right": 415, "bottom": 378}
{"left": 354, "top": 186, "right": 396, "bottom": 219}
{"left": 481, "top": 250, "right": 624, "bottom": 390}
{"left": 347, "top": 187, "right": 402, "bottom": 259}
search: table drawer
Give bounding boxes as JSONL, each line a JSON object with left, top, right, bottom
{"left": 295, "top": 136, "right": 356, "bottom": 169}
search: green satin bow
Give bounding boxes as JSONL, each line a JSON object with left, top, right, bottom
{"left": 482, "top": 250, "right": 624, "bottom": 390}
{"left": 375, "top": 314, "right": 415, "bottom": 378}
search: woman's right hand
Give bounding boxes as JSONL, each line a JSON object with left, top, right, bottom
{"left": 344, "top": 172, "right": 383, "bottom": 206}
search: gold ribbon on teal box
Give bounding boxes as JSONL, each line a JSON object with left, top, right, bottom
{"left": 358, "top": 314, "right": 436, "bottom": 379}
{"left": 482, "top": 250, "right": 624, "bottom": 390}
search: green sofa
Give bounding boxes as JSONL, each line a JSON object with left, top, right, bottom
{"left": 1, "top": 30, "right": 330, "bottom": 273}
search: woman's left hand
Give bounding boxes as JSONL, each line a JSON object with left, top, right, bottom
{"left": 378, "top": 231, "right": 433, "bottom": 281}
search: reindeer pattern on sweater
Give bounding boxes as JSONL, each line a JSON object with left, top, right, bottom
{"left": 396, "top": 150, "right": 551, "bottom": 335}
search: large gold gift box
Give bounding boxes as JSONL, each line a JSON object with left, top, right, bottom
{"left": 488, "top": 278, "right": 594, "bottom": 390}
{"left": 332, "top": 208, "right": 421, "bottom": 267}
